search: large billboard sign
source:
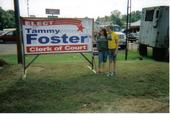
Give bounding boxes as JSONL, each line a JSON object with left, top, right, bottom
{"left": 21, "top": 18, "right": 93, "bottom": 54}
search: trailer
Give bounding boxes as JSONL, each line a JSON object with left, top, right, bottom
{"left": 139, "top": 6, "right": 169, "bottom": 61}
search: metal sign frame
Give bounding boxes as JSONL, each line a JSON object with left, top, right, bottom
{"left": 20, "top": 17, "right": 96, "bottom": 79}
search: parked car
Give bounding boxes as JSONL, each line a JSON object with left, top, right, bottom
{"left": 115, "top": 32, "right": 126, "bottom": 49}
{"left": 0, "top": 30, "right": 4, "bottom": 35}
{"left": 127, "top": 32, "right": 139, "bottom": 42}
{"left": 0, "top": 29, "right": 17, "bottom": 43}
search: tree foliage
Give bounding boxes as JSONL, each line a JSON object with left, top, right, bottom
{"left": 0, "top": 7, "right": 16, "bottom": 30}
{"left": 110, "top": 10, "right": 124, "bottom": 27}
{"left": 96, "top": 10, "right": 142, "bottom": 28}
{"left": 130, "top": 11, "right": 142, "bottom": 22}
{"left": 0, "top": 7, "right": 142, "bottom": 30}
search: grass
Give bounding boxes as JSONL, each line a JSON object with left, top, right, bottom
{"left": 0, "top": 50, "right": 143, "bottom": 65}
{"left": 0, "top": 50, "right": 169, "bottom": 112}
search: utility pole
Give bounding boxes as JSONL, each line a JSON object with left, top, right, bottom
{"left": 14, "top": 0, "right": 23, "bottom": 64}
{"left": 125, "top": 0, "right": 132, "bottom": 60}
{"left": 27, "top": 0, "right": 30, "bottom": 17}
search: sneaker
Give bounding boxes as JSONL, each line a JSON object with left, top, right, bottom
{"left": 106, "top": 72, "right": 110, "bottom": 77}
{"left": 110, "top": 72, "right": 113, "bottom": 76}
{"left": 107, "top": 72, "right": 116, "bottom": 77}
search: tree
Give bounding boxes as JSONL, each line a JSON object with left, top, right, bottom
{"left": 111, "top": 10, "right": 121, "bottom": 18}
{"left": 122, "top": 10, "right": 142, "bottom": 23}
{"left": 7, "top": 10, "right": 16, "bottom": 28}
{"left": 130, "top": 10, "right": 142, "bottom": 22}
{"left": 94, "top": 10, "right": 142, "bottom": 28}
{"left": 0, "top": 7, "right": 5, "bottom": 30}
{"left": 110, "top": 10, "right": 124, "bottom": 27}
{"left": 0, "top": 7, "right": 16, "bottom": 30}
{"left": 104, "top": 16, "right": 111, "bottom": 22}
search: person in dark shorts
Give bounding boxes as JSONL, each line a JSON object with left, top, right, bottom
{"left": 106, "top": 26, "right": 119, "bottom": 76}
{"left": 96, "top": 28, "right": 108, "bottom": 73}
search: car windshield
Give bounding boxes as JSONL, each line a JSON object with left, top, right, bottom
{"left": 6, "top": 31, "right": 14, "bottom": 35}
{"left": 112, "top": 26, "right": 121, "bottom": 32}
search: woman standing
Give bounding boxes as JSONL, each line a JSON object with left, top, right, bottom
{"left": 96, "top": 28, "right": 108, "bottom": 73}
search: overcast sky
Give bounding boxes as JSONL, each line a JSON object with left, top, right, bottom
{"left": 0, "top": 0, "right": 170, "bottom": 19}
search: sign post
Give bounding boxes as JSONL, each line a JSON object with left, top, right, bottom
{"left": 14, "top": 0, "right": 24, "bottom": 64}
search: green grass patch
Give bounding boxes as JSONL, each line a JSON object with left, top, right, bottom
{"left": 0, "top": 59, "right": 169, "bottom": 112}
{"left": 0, "top": 50, "right": 143, "bottom": 65}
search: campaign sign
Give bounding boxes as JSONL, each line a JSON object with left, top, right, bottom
{"left": 21, "top": 18, "right": 93, "bottom": 54}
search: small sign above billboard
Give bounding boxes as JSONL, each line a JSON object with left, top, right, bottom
{"left": 46, "top": 9, "right": 60, "bottom": 15}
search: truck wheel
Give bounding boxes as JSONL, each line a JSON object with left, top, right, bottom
{"left": 153, "top": 48, "right": 169, "bottom": 61}
{"left": 139, "top": 44, "right": 147, "bottom": 56}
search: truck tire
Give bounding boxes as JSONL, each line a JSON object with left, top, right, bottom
{"left": 139, "top": 44, "right": 147, "bottom": 56}
{"left": 153, "top": 48, "right": 169, "bottom": 61}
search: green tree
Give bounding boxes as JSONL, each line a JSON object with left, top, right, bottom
{"left": 95, "top": 10, "right": 141, "bottom": 28}
{"left": 0, "top": 7, "right": 16, "bottom": 30}
{"left": 122, "top": 10, "right": 142, "bottom": 23}
{"left": 0, "top": 7, "right": 5, "bottom": 30}
{"left": 7, "top": 10, "right": 16, "bottom": 28}
{"left": 110, "top": 10, "right": 124, "bottom": 27}
{"left": 111, "top": 10, "right": 121, "bottom": 18}
{"left": 104, "top": 15, "right": 111, "bottom": 22}
{"left": 130, "top": 10, "right": 141, "bottom": 22}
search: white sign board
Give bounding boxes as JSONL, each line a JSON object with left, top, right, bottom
{"left": 21, "top": 18, "right": 93, "bottom": 54}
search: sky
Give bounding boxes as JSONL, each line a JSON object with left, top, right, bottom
{"left": 0, "top": 0, "right": 170, "bottom": 19}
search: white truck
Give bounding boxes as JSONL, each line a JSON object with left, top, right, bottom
{"left": 139, "top": 6, "right": 169, "bottom": 61}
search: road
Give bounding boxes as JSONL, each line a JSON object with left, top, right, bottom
{"left": 0, "top": 43, "right": 17, "bottom": 55}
